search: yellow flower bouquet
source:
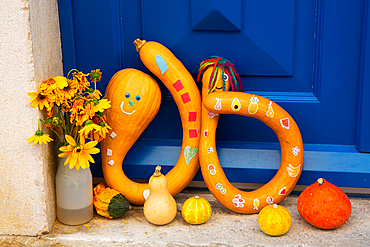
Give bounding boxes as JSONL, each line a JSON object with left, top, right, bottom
{"left": 27, "top": 69, "right": 111, "bottom": 170}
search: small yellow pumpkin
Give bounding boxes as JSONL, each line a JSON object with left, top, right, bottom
{"left": 93, "top": 183, "right": 131, "bottom": 219}
{"left": 258, "top": 204, "right": 292, "bottom": 236}
{"left": 181, "top": 195, "right": 212, "bottom": 225}
{"left": 143, "top": 166, "right": 177, "bottom": 225}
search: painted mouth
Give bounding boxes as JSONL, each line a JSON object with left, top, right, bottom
{"left": 216, "top": 86, "right": 223, "bottom": 90}
{"left": 120, "top": 102, "right": 136, "bottom": 115}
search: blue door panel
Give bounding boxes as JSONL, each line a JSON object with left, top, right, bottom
{"left": 141, "top": 0, "right": 295, "bottom": 76}
{"left": 356, "top": 0, "right": 370, "bottom": 153}
{"left": 58, "top": 0, "right": 370, "bottom": 189}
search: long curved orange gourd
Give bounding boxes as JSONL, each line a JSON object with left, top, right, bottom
{"left": 134, "top": 39, "right": 202, "bottom": 201}
{"left": 101, "top": 68, "right": 161, "bottom": 205}
{"left": 199, "top": 66, "right": 304, "bottom": 213}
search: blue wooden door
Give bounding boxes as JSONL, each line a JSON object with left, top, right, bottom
{"left": 58, "top": 0, "right": 370, "bottom": 188}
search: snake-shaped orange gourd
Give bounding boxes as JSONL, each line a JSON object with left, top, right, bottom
{"left": 139, "top": 39, "right": 201, "bottom": 204}
{"left": 198, "top": 57, "right": 303, "bottom": 213}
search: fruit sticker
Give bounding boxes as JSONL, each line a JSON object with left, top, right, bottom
{"left": 208, "top": 164, "right": 216, "bottom": 175}
{"left": 266, "top": 196, "right": 274, "bottom": 205}
{"left": 278, "top": 187, "right": 287, "bottom": 195}
{"left": 253, "top": 198, "right": 260, "bottom": 210}
{"left": 204, "top": 130, "right": 209, "bottom": 137}
{"left": 214, "top": 98, "right": 222, "bottom": 110}
{"left": 286, "top": 164, "right": 301, "bottom": 177}
{"left": 266, "top": 101, "right": 274, "bottom": 118}
{"left": 231, "top": 98, "right": 241, "bottom": 111}
{"left": 248, "top": 95, "right": 259, "bottom": 114}
{"left": 232, "top": 194, "right": 245, "bottom": 207}
{"left": 280, "top": 117, "right": 290, "bottom": 129}
{"left": 216, "top": 183, "right": 226, "bottom": 194}
{"left": 207, "top": 147, "right": 214, "bottom": 153}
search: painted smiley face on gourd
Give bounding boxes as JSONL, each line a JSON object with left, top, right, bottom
{"left": 120, "top": 92, "right": 142, "bottom": 115}
{"left": 214, "top": 72, "right": 231, "bottom": 91}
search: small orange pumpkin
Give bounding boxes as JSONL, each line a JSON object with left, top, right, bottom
{"left": 258, "top": 204, "right": 292, "bottom": 236}
{"left": 181, "top": 196, "right": 212, "bottom": 224}
{"left": 297, "top": 178, "right": 352, "bottom": 229}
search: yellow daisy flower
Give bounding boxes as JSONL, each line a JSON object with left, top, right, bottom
{"left": 73, "top": 71, "right": 90, "bottom": 92}
{"left": 27, "top": 130, "right": 53, "bottom": 146}
{"left": 56, "top": 79, "right": 77, "bottom": 100}
{"left": 94, "top": 125, "right": 111, "bottom": 142}
{"left": 52, "top": 76, "right": 69, "bottom": 90}
{"left": 94, "top": 98, "right": 111, "bottom": 112}
{"left": 58, "top": 135, "right": 100, "bottom": 170}
{"left": 27, "top": 91, "right": 55, "bottom": 110}
{"left": 79, "top": 121, "right": 101, "bottom": 140}
{"left": 88, "top": 89, "right": 102, "bottom": 100}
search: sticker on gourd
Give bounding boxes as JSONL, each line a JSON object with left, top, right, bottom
{"left": 266, "top": 196, "right": 274, "bottom": 205}
{"left": 292, "top": 146, "right": 300, "bottom": 156}
{"left": 120, "top": 92, "right": 141, "bottom": 115}
{"left": 155, "top": 55, "right": 169, "bottom": 74}
{"left": 253, "top": 198, "right": 260, "bottom": 210}
{"left": 214, "top": 98, "right": 222, "bottom": 110}
{"left": 208, "top": 111, "right": 218, "bottom": 118}
{"left": 232, "top": 194, "right": 245, "bottom": 207}
{"left": 278, "top": 187, "right": 287, "bottom": 195}
{"left": 266, "top": 101, "right": 274, "bottom": 118}
{"left": 208, "top": 164, "right": 216, "bottom": 175}
{"left": 248, "top": 95, "right": 259, "bottom": 114}
{"left": 216, "top": 183, "right": 226, "bottom": 194}
{"left": 286, "top": 164, "right": 301, "bottom": 177}
{"left": 231, "top": 98, "right": 241, "bottom": 112}
{"left": 184, "top": 146, "right": 198, "bottom": 166}
{"left": 280, "top": 117, "right": 290, "bottom": 129}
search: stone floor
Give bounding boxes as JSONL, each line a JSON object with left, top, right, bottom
{"left": 1, "top": 189, "right": 369, "bottom": 247}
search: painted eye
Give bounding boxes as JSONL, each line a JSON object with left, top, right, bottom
{"left": 136, "top": 95, "right": 141, "bottom": 101}
{"left": 223, "top": 73, "right": 229, "bottom": 81}
{"left": 125, "top": 93, "right": 130, "bottom": 98}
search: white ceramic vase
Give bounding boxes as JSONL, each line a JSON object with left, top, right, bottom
{"left": 55, "top": 156, "right": 93, "bottom": 225}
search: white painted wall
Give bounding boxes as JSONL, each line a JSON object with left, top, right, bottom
{"left": 0, "top": 0, "right": 63, "bottom": 235}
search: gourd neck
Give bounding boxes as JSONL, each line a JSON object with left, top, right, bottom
{"left": 134, "top": 39, "right": 146, "bottom": 52}
{"left": 317, "top": 178, "right": 325, "bottom": 185}
{"left": 153, "top": 165, "right": 162, "bottom": 177}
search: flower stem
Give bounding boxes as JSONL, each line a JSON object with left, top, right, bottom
{"left": 67, "top": 69, "right": 79, "bottom": 79}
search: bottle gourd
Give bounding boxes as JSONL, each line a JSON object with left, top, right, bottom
{"left": 143, "top": 166, "right": 177, "bottom": 225}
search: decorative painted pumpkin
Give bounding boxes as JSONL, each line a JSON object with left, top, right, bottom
{"left": 181, "top": 195, "right": 212, "bottom": 225}
{"left": 101, "top": 68, "right": 161, "bottom": 205}
{"left": 258, "top": 204, "right": 292, "bottom": 236}
{"left": 198, "top": 57, "right": 303, "bottom": 213}
{"left": 133, "top": 39, "right": 201, "bottom": 204}
{"left": 93, "top": 183, "right": 131, "bottom": 219}
{"left": 143, "top": 166, "right": 177, "bottom": 225}
{"left": 297, "top": 178, "right": 352, "bottom": 229}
